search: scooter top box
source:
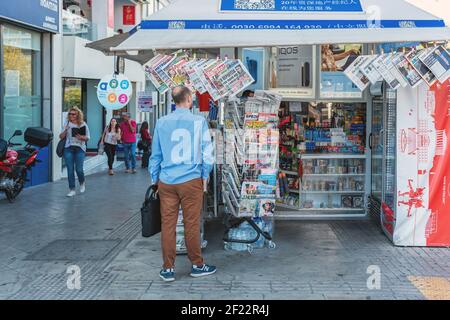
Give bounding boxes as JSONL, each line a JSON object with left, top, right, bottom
{"left": 24, "top": 127, "right": 53, "bottom": 148}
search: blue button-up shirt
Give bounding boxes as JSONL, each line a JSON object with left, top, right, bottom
{"left": 150, "top": 108, "right": 214, "bottom": 185}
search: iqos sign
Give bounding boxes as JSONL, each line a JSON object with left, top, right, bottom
{"left": 97, "top": 74, "right": 133, "bottom": 110}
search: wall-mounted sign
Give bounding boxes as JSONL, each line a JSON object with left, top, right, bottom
{"left": 220, "top": 0, "right": 363, "bottom": 12}
{"left": 123, "top": 5, "right": 136, "bottom": 25}
{"left": 97, "top": 74, "right": 133, "bottom": 110}
{"left": 0, "top": 0, "right": 60, "bottom": 33}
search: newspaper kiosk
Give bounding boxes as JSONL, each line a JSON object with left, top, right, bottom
{"left": 103, "top": 0, "right": 450, "bottom": 247}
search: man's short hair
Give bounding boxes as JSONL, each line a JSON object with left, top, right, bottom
{"left": 172, "top": 86, "right": 191, "bottom": 105}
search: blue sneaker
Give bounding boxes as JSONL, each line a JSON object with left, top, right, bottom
{"left": 190, "top": 264, "right": 217, "bottom": 278}
{"left": 159, "top": 268, "right": 175, "bottom": 282}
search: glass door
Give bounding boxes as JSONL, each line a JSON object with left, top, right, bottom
{"left": 383, "top": 88, "right": 397, "bottom": 210}
{"left": 371, "top": 97, "right": 384, "bottom": 201}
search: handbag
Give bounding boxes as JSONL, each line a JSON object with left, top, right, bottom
{"left": 141, "top": 186, "right": 161, "bottom": 237}
{"left": 56, "top": 138, "right": 66, "bottom": 158}
{"left": 98, "top": 143, "right": 105, "bottom": 155}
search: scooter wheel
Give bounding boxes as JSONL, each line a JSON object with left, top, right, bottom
{"left": 268, "top": 241, "right": 277, "bottom": 249}
{"left": 247, "top": 244, "right": 254, "bottom": 254}
{"left": 5, "top": 190, "right": 16, "bottom": 203}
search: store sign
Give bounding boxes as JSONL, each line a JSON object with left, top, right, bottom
{"left": 141, "top": 19, "right": 445, "bottom": 30}
{"left": 394, "top": 81, "right": 450, "bottom": 247}
{"left": 123, "top": 5, "right": 136, "bottom": 26}
{"left": 97, "top": 74, "right": 133, "bottom": 110}
{"left": 0, "top": 0, "right": 60, "bottom": 33}
{"left": 219, "top": 0, "right": 363, "bottom": 12}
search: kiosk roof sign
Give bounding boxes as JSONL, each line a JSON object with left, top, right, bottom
{"left": 220, "top": 0, "right": 364, "bottom": 13}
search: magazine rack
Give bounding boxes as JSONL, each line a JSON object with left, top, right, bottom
{"left": 221, "top": 91, "right": 282, "bottom": 253}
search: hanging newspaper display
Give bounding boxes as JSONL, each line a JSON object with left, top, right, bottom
{"left": 144, "top": 53, "right": 254, "bottom": 101}
{"left": 342, "top": 46, "right": 450, "bottom": 92}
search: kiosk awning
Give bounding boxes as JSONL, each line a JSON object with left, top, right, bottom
{"left": 85, "top": 33, "right": 155, "bottom": 64}
{"left": 111, "top": 0, "right": 450, "bottom": 52}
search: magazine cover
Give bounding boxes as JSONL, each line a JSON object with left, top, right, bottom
{"left": 239, "top": 199, "right": 258, "bottom": 217}
{"left": 382, "top": 53, "right": 409, "bottom": 88}
{"left": 393, "top": 53, "right": 423, "bottom": 88}
{"left": 258, "top": 199, "right": 276, "bottom": 217}
{"left": 359, "top": 55, "right": 382, "bottom": 84}
{"left": 343, "top": 56, "right": 370, "bottom": 91}
{"left": 371, "top": 54, "right": 401, "bottom": 89}
{"left": 144, "top": 54, "right": 171, "bottom": 93}
{"left": 184, "top": 59, "right": 208, "bottom": 93}
{"left": 419, "top": 45, "right": 450, "bottom": 84}
{"left": 406, "top": 49, "right": 437, "bottom": 87}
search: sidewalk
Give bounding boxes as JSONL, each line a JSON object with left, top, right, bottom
{"left": 0, "top": 169, "right": 449, "bottom": 300}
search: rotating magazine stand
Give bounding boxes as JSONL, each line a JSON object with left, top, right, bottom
{"left": 221, "top": 91, "right": 282, "bottom": 253}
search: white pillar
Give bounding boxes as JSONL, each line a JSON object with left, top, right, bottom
{"left": 51, "top": 23, "right": 63, "bottom": 181}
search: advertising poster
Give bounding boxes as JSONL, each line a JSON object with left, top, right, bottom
{"left": 343, "top": 56, "right": 370, "bottom": 92}
{"left": 395, "top": 80, "right": 450, "bottom": 246}
{"left": 419, "top": 45, "right": 450, "bottom": 84}
{"left": 321, "top": 44, "right": 363, "bottom": 98}
{"left": 242, "top": 48, "right": 264, "bottom": 91}
{"left": 272, "top": 46, "right": 313, "bottom": 88}
{"left": 393, "top": 54, "right": 423, "bottom": 88}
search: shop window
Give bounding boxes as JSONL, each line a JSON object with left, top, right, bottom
{"left": 1, "top": 25, "right": 42, "bottom": 144}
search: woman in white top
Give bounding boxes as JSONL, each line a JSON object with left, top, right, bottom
{"left": 101, "top": 118, "right": 122, "bottom": 175}
{"left": 59, "top": 106, "right": 90, "bottom": 197}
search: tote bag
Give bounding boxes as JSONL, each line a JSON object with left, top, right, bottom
{"left": 141, "top": 186, "right": 161, "bottom": 237}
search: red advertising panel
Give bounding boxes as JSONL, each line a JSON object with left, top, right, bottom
{"left": 395, "top": 80, "right": 450, "bottom": 246}
{"left": 426, "top": 79, "right": 450, "bottom": 246}
{"left": 123, "top": 5, "right": 136, "bottom": 25}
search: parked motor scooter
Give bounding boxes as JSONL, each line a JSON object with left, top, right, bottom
{"left": 0, "top": 128, "right": 53, "bottom": 202}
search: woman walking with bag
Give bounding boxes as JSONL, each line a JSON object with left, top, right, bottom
{"left": 101, "top": 118, "right": 122, "bottom": 175}
{"left": 139, "top": 121, "right": 151, "bottom": 169}
{"left": 59, "top": 106, "right": 90, "bottom": 197}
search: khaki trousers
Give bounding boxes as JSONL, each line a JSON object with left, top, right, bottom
{"left": 158, "top": 178, "right": 204, "bottom": 269}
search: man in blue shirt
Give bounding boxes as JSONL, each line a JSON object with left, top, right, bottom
{"left": 150, "top": 85, "right": 216, "bottom": 282}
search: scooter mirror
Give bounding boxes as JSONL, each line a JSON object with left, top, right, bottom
{"left": 13, "top": 130, "right": 23, "bottom": 136}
